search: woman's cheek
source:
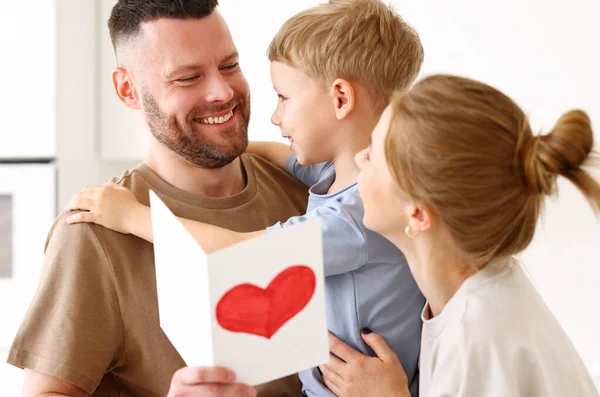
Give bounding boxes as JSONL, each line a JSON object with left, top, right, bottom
{"left": 360, "top": 175, "right": 377, "bottom": 226}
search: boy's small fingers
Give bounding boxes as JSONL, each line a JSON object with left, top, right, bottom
{"left": 67, "top": 211, "right": 94, "bottom": 224}
{"left": 103, "top": 181, "right": 126, "bottom": 191}
{"left": 70, "top": 197, "right": 96, "bottom": 212}
{"left": 81, "top": 185, "right": 100, "bottom": 193}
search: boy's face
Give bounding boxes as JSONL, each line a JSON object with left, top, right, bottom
{"left": 269, "top": 61, "right": 338, "bottom": 165}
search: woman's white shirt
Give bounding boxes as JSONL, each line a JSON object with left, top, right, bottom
{"left": 419, "top": 257, "right": 598, "bottom": 397}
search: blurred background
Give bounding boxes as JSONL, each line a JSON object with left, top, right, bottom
{"left": 0, "top": 0, "right": 599, "bottom": 394}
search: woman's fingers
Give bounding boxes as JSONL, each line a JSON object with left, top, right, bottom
{"left": 361, "top": 331, "right": 397, "bottom": 363}
{"left": 322, "top": 352, "right": 347, "bottom": 377}
{"left": 320, "top": 361, "right": 344, "bottom": 382}
{"left": 328, "top": 332, "right": 361, "bottom": 363}
{"left": 321, "top": 375, "right": 342, "bottom": 397}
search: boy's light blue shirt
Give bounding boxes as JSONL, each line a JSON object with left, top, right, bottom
{"left": 266, "top": 153, "right": 424, "bottom": 397}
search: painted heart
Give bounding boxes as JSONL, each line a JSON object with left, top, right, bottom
{"left": 216, "top": 265, "right": 316, "bottom": 339}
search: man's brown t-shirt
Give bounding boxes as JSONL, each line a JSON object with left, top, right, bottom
{"left": 8, "top": 154, "right": 309, "bottom": 396}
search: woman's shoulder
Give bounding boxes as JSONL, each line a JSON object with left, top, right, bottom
{"left": 459, "top": 259, "right": 594, "bottom": 382}
{"left": 458, "top": 258, "right": 558, "bottom": 346}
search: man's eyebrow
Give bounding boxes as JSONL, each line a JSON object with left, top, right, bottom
{"left": 221, "top": 51, "right": 239, "bottom": 63}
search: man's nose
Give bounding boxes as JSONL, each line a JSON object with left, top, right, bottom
{"left": 203, "top": 72, "right": 234, "bottom": 103}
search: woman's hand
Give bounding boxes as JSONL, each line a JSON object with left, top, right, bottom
{"left": 319, "top": 331, "right": 411, "bottom": 397}
{"left": 65, "top": 182, "right": 146, "bottom": 235}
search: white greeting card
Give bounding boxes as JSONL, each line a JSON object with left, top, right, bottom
{"left": 149, "top": 191, "right": 329, "bottom": 386}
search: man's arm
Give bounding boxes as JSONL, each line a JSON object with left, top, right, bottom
{"left": 22, "top": 370, "right": 88, "bottom": 397}
{"left": 24, "top": 367, "right": 262, "bottom": 397}
{"left": 246, "top": 142, "right": 292, "bottom": 171}
{"left": 8, "top": 215, "right": 123, "bottom": 395}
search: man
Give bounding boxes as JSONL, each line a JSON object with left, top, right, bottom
{"left": 8, "top": 1, "right": 308, "bottom": 396}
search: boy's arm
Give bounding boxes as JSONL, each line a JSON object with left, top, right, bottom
{"left": 248, "top": 141, "right": 332, "bottom": 187}
{"left": 246, "top": 141, "right": 292, "bottom": 170}
{"left": 267, "top": 194, "right": 367, "bottom": 276}
{"left": 131, "top": 205, "right": 265, "bottom": 253}
{"left": 65, "top": 184, "right": 265, "bottom": 253}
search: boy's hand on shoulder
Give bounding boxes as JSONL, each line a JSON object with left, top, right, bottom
{"left": 65, "top": 182, "right": 144, "bottom": 235}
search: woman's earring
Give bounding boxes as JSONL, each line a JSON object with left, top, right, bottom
{"left": 405, "top": 224, "right": 417, "bottom": 239}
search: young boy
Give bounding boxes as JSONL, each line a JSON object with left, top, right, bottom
{"left": 67, "top": 1, "right": 425, "bottom": 395}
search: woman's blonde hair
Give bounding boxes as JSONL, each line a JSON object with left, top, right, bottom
{"left": 268, "top": 0, "right": 423, "bottom": 111}
{"left": 385, "top": 74, "right": 600, "bottom": 266}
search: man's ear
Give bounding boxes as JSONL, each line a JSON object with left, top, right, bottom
{"left": 113, "top": 67, "right": 141, "bottom": 110}
{"left": 330, "top": 78, "right": 355, "bottom": 120}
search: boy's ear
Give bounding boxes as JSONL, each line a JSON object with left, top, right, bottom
{"left": 331, "top": 78, "right": 355, "bottom": 120}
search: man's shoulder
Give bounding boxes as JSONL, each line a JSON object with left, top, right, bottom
{"left": 108, "top": 163, "right": 147, "bottom": 190}
{"left": 45, "top": 211, "right": 105, "bottom": 255}
{"left": 244, "top": 153, "right": 303, "bottom": 186}
{"left": 243, "top": 153, "right": 281, "bottom": 172}
{"left": 47, "top": 163, "right": 148, "bottom": 254}
{"left": 244, "top": 153, "right": 309, "bottom": 214}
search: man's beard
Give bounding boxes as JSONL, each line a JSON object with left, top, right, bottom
{"left": 142, "top": 87, "right": 250, "bottom": 169}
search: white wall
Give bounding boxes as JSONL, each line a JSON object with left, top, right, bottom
{"left": 0, "top": 2, "right": 55, "bottom": 159}
{"left": 0, "top": 2, "right": 57, "bottom": 393}
{"left": 56, "top": 0, "right": 137, "bottom": 209}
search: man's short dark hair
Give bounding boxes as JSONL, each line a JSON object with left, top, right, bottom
{"left": 108, "top": 0, "right": 219, "bottom": 52}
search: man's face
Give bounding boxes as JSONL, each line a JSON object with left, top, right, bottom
{"left": 136, "top": 11, "right": 250, "bottom": 168}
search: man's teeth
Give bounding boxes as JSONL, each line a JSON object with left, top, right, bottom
{"left": 198, "top": 110, "right": 234, "bottom": 125}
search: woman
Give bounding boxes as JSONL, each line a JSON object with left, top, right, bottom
{"left": 319, "top": 75, "right": 600, "bottom": 396}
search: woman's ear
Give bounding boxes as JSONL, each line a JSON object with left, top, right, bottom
{"left": 330, "top": 78, "right": 355, "bottom": 120}
{"left": 113, "top": 67, "right": 141, "bottom": 110}
{"left": 407, "top": 202, "right": 433, "bottom": 234}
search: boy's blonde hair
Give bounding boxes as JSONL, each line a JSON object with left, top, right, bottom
{"left": 268, "top": 0, "right": 423, "bottom": 110}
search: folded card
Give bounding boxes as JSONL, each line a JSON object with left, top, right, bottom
{"left": 149, "top": 191, "right": 329, "bottom": 386}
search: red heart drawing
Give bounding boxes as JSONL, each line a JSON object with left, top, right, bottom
{"left": 216, "top": 265, "right": 316, "bottom": 339}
